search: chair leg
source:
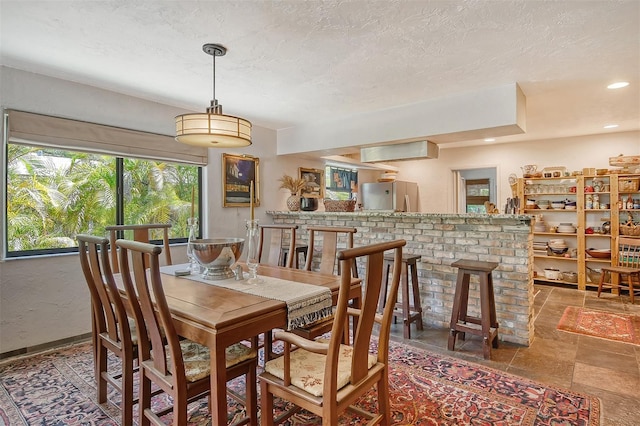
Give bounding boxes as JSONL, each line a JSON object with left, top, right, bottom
{"left": 122, "top": 353, "right": 134, "bottom": 426}
{"left": 260, "top": 381, "right": 275, "bottom": 426}
{"left": 96, "top": 343, "right": 107, "bottom": 403}
{"left": 377, "top": 373, "right": 391, "bottom": 425}
{"left": 597, "top": 271, "right": 605, "bottom": 297}
{"left": 401, "top": 261, "right": 411, "bottom": 338}
{"left": 173, "top": 390, "right": 188, "bottom": 426}
{"left": 139, "top": 372, "right": 152, "bottom": 426}
{"left": 246, "top": 361, "right": 258, "bottom": 426}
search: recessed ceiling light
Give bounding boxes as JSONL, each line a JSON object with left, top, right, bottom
{"left": 603, "top": 124, "right": 619, "bottom": 129}
{"left": 484, "top": 138, "right": 495, "bottom": 142}
{"left": 607, "top": 82, "right": 629, "bottom": 89}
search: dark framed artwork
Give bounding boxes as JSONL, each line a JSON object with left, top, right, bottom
{"left": 222, "top": 153, "right": 260, "bottom": 207}
{"left": 299, "top": 167, "right": 324, "bottom": 198}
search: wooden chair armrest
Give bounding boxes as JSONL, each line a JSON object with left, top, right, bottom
{"left": 274, "top": 330, "right": 329, "bottom": 354}
{"left": 347, "top": 306, "right": 382, "bottom": 324}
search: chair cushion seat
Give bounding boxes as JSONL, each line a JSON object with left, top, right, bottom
{"left": 264, "top": 344, "right": 376, "bottom": 397}
{"left": 169, "top": 340, "right": 257, "bottom": 383}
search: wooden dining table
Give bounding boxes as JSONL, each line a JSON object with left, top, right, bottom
{"left": 123, "top": 263, "right": 361, "bottom": 426}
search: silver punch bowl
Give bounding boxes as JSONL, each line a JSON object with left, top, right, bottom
{"left": 189, "top": 238, "right": 245, "bottom": 280}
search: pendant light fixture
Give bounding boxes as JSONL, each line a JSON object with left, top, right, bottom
{"left": 175, "top": 43, "right": 252, "bottom": 147}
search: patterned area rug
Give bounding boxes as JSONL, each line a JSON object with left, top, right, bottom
{"left": 0, "top": 339, "right": 600, "bottom": 425}
{"left": 557, "top": 306, "right": 640, "bottom": 345}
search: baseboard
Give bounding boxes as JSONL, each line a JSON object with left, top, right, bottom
{"left": 0, "top": 333, "right": 92, "bottom": 361}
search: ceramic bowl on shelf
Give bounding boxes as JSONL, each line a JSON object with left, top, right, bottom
{"left": 544, "top": 268, "right": 562, "bottom": 280}
{"left": 585, "top": 248, "right": 611, "bottom": 259}
{"left": 557, "top": 224, "right": 576, "bottom": 233}
{"left": 562, "top": 271, "right": 578, "bottom": 283}
{"left": 547, "top": 246, "right": 569, "bottom": 256}
{"left": 548, "top": 238, "right": 567, "bottom": 246}
{"left": 586, "top": 267, "right": 610, "bottom": 283}
{"left": 551, "top": 201, "right": 565, "bottom": 209}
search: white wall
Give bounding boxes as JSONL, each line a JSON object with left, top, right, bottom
{"left": 394, "top": 132, "right": 639, "bottom": 213}
{"left": 1, "top": 66, "right": 638, "bottom": 354}
{"left": 0, "top": 67, "right": 302, "bottom": 353}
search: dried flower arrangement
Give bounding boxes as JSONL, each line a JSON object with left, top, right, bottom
{"left": 278, "top": 174, "right": 307, "bottom": 195}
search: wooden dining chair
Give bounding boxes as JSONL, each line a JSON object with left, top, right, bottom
{"left": 598, "top": 236, "right": 640, "bottom": 303}
{"left": 257, "top": 224, "right": 302, "bottom": 362}
{"left": 295, "top": 225, "right": 359, "bottom": 340}
{"left": 259, "top": 239, "right": 406, "bottom": 425}
{"left": 116, "top": 239, "right": 257, "bottom": 426}
{"left": 77, "top": 234, "right": 138, "bottom": 426}
{"left": 303, "top": 225, "right": 358, "bottom": 276}
{"left": 106, "top": 223, "right": 172, "bottom": 273}
{"left": 257, "top": 224, "right": 299, "bottom": 268}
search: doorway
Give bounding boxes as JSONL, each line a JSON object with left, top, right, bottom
{"left": 455, "top": 168, "right": 497, "bottom": 213}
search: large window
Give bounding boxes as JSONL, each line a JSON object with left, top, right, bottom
{"left": 325, "top": 166, "right": 357, "bottom": 200}
{"left": 6, "top": 144, "right": 201, "bottom": 257}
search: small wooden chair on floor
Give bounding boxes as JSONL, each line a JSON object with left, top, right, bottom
{"left": 598, "top": 236, "right": 640, "bottom": 303}
{"left": 106, "top": 223, "right": 172, "bottom": 273}
{"left": 116, "top": 239, "right": 257, "bottom": 426}
{"left": 296, "top": 225, "right": 359, "bottom": 340}
{"left": 259, "top": 239, "right": 406, "bottom": 425}
{"left": 77, "top": 234, "right": 138, "bottom": 426}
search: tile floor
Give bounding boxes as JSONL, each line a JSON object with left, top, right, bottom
{"left": 389, "top": 284, "right": 640, "bottom": 426}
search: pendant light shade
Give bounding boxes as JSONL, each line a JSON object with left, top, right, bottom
{"left": 175, "top": 44, "right": 252, "bottom": 148}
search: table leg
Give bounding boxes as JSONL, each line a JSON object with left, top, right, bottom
{"left": 210, "top": 340, "right": 229, "bottom": 426}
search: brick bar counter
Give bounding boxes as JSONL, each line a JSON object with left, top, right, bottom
{"left": 267, "top": 211, "right": 534, "bottom": 346}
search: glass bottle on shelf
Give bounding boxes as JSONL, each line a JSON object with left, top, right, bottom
{"left": 245, "top": 219, "right": 261, "bottom": 284}
{"left": 618, "top": 195, "right": 624, "bottom": 209}
{"left": 186, "top": 217, "right": 200, "bottom": 273}
{"left": 585, "top": 194, "right": 593, "bottom": 209}
{"left": 627, "top": 194, "right": 634, "bottom": 210}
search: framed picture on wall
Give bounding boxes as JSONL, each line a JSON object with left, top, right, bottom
{"left": 298, "top": 167, "right": 324, "bottom": 198}
{"left": 222, "top": 153, "right": 260, "bottom": 207}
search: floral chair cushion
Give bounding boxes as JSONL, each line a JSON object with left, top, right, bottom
{"left": 168, "top": 340, "right": 256, "bottom": 383}
{"left": 264, "top": 344, "right": 376, "bottom": 397}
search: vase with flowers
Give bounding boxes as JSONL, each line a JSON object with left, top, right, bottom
{"left": 278, "top": 174, "right": 306, "bottom": 211}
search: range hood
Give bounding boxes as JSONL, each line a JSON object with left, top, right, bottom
{"left": 321, "top": 155, "right": 399, "bottom": 171}
{"left": 360, "top": 140, "right": 439, "bottom": 163}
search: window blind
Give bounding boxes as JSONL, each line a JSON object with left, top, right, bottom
{"left": 5, "top": 110, "right": 208, "bottom": 166}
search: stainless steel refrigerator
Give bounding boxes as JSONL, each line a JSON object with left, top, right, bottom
{"left": 360, "top": 181, "right": 419, "bottom": 212}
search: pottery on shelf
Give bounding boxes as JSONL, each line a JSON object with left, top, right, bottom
{"left": 286, "top": 194, "right": 301, "bottom": 211}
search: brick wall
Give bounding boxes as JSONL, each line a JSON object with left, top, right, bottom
{"left": 268, "top": 211, "right": 534, "bottom": 346}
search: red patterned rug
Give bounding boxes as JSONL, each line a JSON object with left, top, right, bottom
{"left": 0, "top": 339, "right": 601, "bottom": 425}
{"left": 557, "top": 306, "right": 640, "bottom": 345}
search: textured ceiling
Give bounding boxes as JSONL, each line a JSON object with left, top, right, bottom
{"left": 1, "top": 0, "right": 638, "bottom": 148}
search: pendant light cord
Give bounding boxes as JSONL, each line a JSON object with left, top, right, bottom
{"left": 212, "top": 51, "right": 216, "bottom": 104}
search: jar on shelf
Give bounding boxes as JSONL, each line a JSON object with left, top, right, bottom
{"left": 585, "top": 194, "right": 593, "bottom": 209}
{"left": 592, "top": 194, "right": 600, "bottom": 209}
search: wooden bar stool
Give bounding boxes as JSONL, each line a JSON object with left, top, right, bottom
{"left": 379, "top": 253, "right": 423, "bottom": 338}
{"left": 447, "top": 259, "right": 499, "bottom": 359}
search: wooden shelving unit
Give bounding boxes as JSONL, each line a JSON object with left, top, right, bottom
{"left": 519, "top": 173, "right": 640, "bottom": 290}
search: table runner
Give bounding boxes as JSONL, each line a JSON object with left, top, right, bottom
{"left": 160, "top": 264, "right": 333, "bottom": 330}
